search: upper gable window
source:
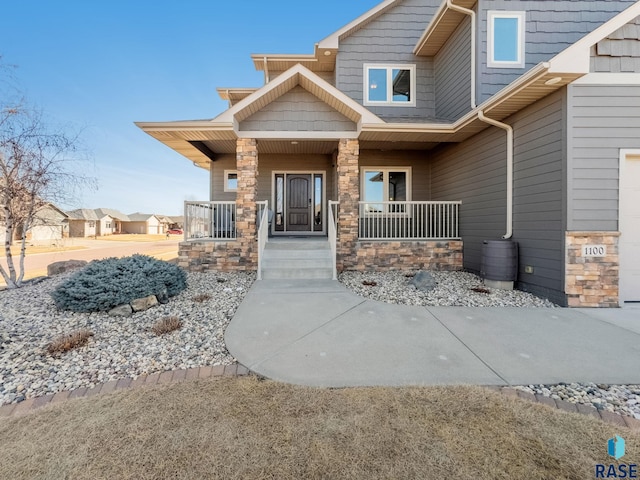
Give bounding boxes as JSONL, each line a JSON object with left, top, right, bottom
{"left": 363, "top": 64, "right": 416, "bottom": 107}
{"left": 488, "top": 11, "right": 525, "bottom": 68}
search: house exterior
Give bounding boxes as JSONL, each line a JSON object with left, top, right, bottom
{"left": 137, "top": 0, "right": 640, "bottom": 308}
{"left": 126, "top": 213, "right": 165, "bottom": 234}
{"left": 1, "top": 203, "right": 68, "bottom": 246}
{"left": 67, "top": 209, "right": 99, "bottom": 238}
{"left": 94, "top": 208, "right": 130, "bottom": 235}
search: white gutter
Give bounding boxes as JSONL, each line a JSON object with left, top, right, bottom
{"left": 447, "top": 0, "right": 476, "bottom": 109}
{"left": 478, "top": 111, "right": 513, "bottom": 239}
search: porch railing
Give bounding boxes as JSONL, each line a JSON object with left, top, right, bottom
{"left": 328, "top": 200, "right": 339, "bottom": 280}
{"left": 256, "top": 200, "right": 269, "bottom": 281}
{"left": 184, "top": 201, "right": 237, "bottom": 240}
{"left": 358, "top": 201, "right": 461, "bottom": 240}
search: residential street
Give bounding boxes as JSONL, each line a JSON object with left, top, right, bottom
{"left": 0, "top": 237, "right": 180, "bottom": 285}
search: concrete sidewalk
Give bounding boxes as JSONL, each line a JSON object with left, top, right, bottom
{"left": 225, "top": 279, "right": 640, "bottom": 388}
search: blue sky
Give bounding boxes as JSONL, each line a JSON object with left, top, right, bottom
{"left": 1, "top": 0, "right": 380, "bottom": 216}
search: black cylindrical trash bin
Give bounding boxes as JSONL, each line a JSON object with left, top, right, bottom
{"left": 481, "top": 240, "right": 518, "bottom": 282}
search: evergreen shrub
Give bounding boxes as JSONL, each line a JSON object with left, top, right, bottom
{"left": 51, "top": 254, "right": 187, "bottom": 312}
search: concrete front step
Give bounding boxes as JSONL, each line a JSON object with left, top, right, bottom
{"left": 261, "top": 239, "right": 333, "bottom": 280}
{"left": 261, "top": 267, "right": 334, "bottom": 280}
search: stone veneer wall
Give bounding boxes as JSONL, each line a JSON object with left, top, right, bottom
{"left": 565, "top": 231, "right": 620, "bottom": 307}
{"left": 177, "top": 138, "right": 258, "bottom": 273}
{"left": 349, "top": 241, "right": 463, "bottom": 272}
{"left": 336, "top": 139, "right": 360, "bottom": 271}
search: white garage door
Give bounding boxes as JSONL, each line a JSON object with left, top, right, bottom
{"left": 620, "top": 152, "right": 640, "bottom": 304}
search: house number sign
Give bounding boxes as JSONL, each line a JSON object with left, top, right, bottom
{"left": 582, "top": 245, "right": 606, "bottom": 257}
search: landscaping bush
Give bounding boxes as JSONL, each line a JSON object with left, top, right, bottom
{"left": 51, "top": 254, "right": 187, "bottom": 312}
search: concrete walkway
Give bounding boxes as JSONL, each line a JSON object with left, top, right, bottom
{"left": 225, "top": 279, "right": 640, "bottom": 388}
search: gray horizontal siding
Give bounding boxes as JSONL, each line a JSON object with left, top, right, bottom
{"left": 336, "top": 0, "right": 440, "bottom": 121}
{"left": 431, "top": 89, "right": 566, "bottom": 303}
{"left": 567, "top": 84, "right": 640, "bottom": 231}
{"left": 239, "top": 86, "right": 356, "bottom": 132}
{"left": 591, "top": 15, "right": 640, "bottom": 72}
{"left": 435, "top": 17, "right": 471, "bottom": 121}
{"left": 359, "top": 150, "right": 431, "bottom": 201}
{"left": 210, "top": 154, "right": 334, "bottom": 205}
{"left": 478, "top": 0, "right": 635, "bottom": 103}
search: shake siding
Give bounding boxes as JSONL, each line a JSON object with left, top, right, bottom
{"left": 431, "top": 90, "right": 566, "bottom": 303}
{"left": 591, "top": 16, "right": 640, "bottom": 72}
{"left": 239, "top": 86, "right": 356, "bottom": 132}
{"left": 359, "top": 150, "right": 431, "bottom": 201}
{"left": 335, "top": 0, "right": 439, "bottom": 120}
{"left": 478, "top": 0, "right": 635, "bottom": 103}
{"left": 567, "top": 84, "right": 640, "bottom": 231}
{"left": 435, "top": 17, "right": 471, "bottom": 121}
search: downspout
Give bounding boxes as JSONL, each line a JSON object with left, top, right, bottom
{"left": 447, "top": 0, "right": 476, "bottom": 108}
{"left": 478, "top": 111, "right": 513, "bottom": 239}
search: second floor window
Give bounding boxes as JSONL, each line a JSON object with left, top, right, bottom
{"left": 363, "top": 64, "right": 416, "bottom": 106}
{"left": 488, "top": 11, "right": 525, "bottom": 68}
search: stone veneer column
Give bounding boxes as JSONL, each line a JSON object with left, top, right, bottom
{"left": 236, "top": 138, "right": 258, "bottom": 270}
{"left": 565, "top": 231, "right": 619, "bottom": 307}
{"left": 336, "top": 139, "right": 359, "bottom": 271}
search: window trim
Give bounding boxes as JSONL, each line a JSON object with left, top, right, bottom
{"left": 224, "top": 170, "right": 238, "bottom": 192}
{"left": 360, "top": 167, "right": 412, "bottom": 215}
{"left": 363, "top": 64, "right": 416, "bottom": 107}
{"left": 487, "top": 11, "right": 525, "bottom": 69}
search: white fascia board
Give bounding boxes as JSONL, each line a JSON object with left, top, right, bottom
{"left": 549, "top": 2, "right": 640, "bottom": 74}
{"left": 318, "top": 0, "right": 400, "bottom": 49}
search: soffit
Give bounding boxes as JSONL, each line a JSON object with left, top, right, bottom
{"left": 414, "top": 0, "right": 477, "bottom": 56}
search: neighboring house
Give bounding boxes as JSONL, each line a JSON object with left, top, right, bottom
{"left": 94, "top": 208, "right": 130, "bottom": 235}
{"left": 1, "top": 203, "right": 69, "bottom": 246}
{"left": 67, "top": 209, "right": 99, "bottom": 238}
{"left": 137, "top": 0, "right": 640, "bottom": 308}
{"left": 125, "top": 213, "right": 164, "bottom": 234}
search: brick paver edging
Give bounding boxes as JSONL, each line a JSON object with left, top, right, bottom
{"left": 488, "top": 386, "right": 640, "bottom": 431}
{"left": 0, "top": 373, "right": 638, "bottom": 431}
{"left": 0, "top": 362, "right": 250, "bottom": 420}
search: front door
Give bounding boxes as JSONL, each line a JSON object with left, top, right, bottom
{"left": 287, "top": 174, "right": 312, "bottom": 231}
{"left": 274, "top": 172, "right": 325, "bottom": 235}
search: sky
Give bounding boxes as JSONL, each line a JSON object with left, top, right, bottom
{"left": 1, "top": 0, "right": 381, "bottom": 216}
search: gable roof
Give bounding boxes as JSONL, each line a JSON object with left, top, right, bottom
{"left": 214, "top": 63, "right": 384, "bottom": 132}
{"left": 94, "top": 208, "right": 130, "bottom": 222}
{"left": 414, "top": 0, "right": 476, "bottom": 56}
{"left": 128, "top": 212, "right": 161, "bottom": 222}
{"left": 67, "top": 209, "right": 99, "bottom": 221}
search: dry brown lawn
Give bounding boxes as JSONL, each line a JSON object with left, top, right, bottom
{"left": 6, "top": 244, "right": 86, "bottom": 256}
{"left": 98, "top": 234, "right": 174, "bottom": 242}
{"left": 0, "top": 377, "right": 637, "bottom": 480}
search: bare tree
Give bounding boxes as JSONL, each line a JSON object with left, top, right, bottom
{"left": 1, "top": 71, "right": 95, "bottom": 288}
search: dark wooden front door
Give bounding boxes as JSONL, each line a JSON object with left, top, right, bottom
{"left": 287, "top": 174, "right": 312, "bottom": 231}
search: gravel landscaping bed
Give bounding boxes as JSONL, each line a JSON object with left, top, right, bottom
{"left": 339, "top": 270, "right": 557, "bottom": 307}
{"left": 0, "top": 271, "right": 254, "bottom": 406}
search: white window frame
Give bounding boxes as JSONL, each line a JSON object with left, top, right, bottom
{"left": 487, "top": 11, "right": 525, "bottom": 69}
{"left": 360, "top": 167, "right": 412, "bottom": 215}
{"left": 224, "top": 170, "right": 238, "bottom": 192}
{"left": 363, "top": 64, "right": 416, "bottom": 107}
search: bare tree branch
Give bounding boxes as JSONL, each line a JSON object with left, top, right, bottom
{"left": 1, "top": 59, "right": 96, "bottom": 288}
